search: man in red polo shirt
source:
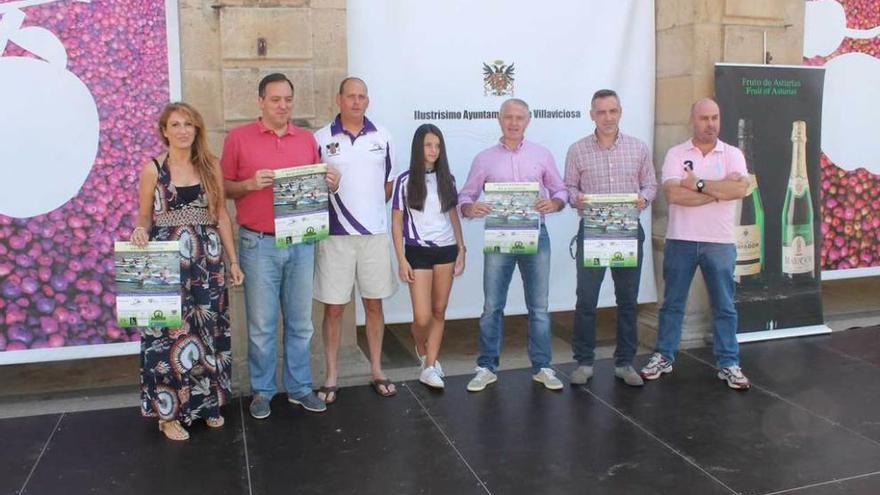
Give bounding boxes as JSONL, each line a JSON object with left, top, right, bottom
{"left": 221, "top": 73, "right": 340, "bottom": 419}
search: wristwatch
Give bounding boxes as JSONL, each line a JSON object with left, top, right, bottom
{"left": 696, "top": 179, "right": 705, "bottom": 193}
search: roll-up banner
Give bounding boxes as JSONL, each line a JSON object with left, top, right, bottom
{"left": 347, "top": 0, "right": 657, "bottom": 325}
{"left": 715, "top": 64, "right": 831, "bottom": 342}
{"left": 803, "top": 0, "right": 880, "bottom": 280}
{"left": 0, "top": 0, "right": 181, "bottom": 364}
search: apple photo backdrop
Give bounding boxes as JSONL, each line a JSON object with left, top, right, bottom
{"left": 0, "top": 0, "right": 181, "bottom": 363}
{"left": 803, "top": 0, "right": 880, "bottom": 279}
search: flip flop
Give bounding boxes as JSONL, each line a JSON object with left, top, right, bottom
{"left": 369, "top": 379, "right": 397, "bottom": 397}
{"left": 317, "top": 386, "right": 338, "bottom": 404}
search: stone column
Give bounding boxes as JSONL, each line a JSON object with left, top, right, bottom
{"left": 644, "top": 0, "right": 805, "bottom": 349}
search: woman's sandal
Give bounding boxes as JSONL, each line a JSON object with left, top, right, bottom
{"left": 159, "top": 420, "right": 190, "bottom": 441}
{"left": 206, "top": 416, "right": 225, "bottom": 428}
{"left": 317, "top": 386, "right": 339, "bottom": 405}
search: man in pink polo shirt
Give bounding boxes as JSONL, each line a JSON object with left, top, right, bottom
{"left": 639, "top": 98, "right": 752, "bottom": 390}
{"left": 221, "top": 73, "right": 340, "bottom": 419}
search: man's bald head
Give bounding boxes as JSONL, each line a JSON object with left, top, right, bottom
{"left": 690, "top": 97, "right": 721, "bottom": 146}
{"left": 690, "top": 98, "right": 719, "bottom": 119}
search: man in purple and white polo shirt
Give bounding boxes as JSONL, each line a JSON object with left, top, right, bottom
{"left": 313, "top": 77, "right": 398, "bottom": 400}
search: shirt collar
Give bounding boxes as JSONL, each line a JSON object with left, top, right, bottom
{"left": 330, "top": 114, "right": 378, "bottom": 137}
{"left": 687, "top": 138, "right": 724, "bottom": 154}
{"left": 257, "top": 118, "right": 296, "bottom": 137}
{"left": 591, "top": 130, "right": 621, "bottom": 150}
{"left": 498, "top": 138, "right": 525, "bottom": 152}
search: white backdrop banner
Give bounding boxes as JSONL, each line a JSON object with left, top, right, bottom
{"left": 347, "top": 0, "right": 657, "bottom": 324}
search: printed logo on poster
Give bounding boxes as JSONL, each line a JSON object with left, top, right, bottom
{"left": 482, "top": 59, "right": 515, "bottom": 96}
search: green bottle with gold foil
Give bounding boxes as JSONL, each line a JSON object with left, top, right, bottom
{"left": 781, "top": 120, "right": 816, "bottom": 282}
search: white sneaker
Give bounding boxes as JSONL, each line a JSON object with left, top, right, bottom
{"left": 419, "top": 366, "right": 445, "bottom": 389}
{"left": 717, "top": 365, "right": 751, "bottom": 390}
{"left": 466, "top": 367, "right": 497, "bottom": 392}
{"left": 532, "top": 368, "right": 564, "bottom": 390}
{"left": 416, "top": 345, "right": 444, "bottom": 377}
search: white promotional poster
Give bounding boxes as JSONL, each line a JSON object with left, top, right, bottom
{"left": 347, "top": 0, "right": 657, "bottom": 324}
{"left": 273, "top": 164, "right": 330, "bottom": 247}
{"left": 483, "top": 182, "right": 540, "bottom": 255}
{"left": 581, "top": 193, "right": 640, "bottom": 268}
{"left": 114, "top": 241, "right": 182, "bottom": 329}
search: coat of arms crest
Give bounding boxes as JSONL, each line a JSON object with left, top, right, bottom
{"left": 483, "top": 60, "right": 515, "bottom": 96}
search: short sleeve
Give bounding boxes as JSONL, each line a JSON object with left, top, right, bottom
{"left": 392, "top": 172, "right": 407, "bottom": 211}
{"left": 660, "top": 147, "right": 684, "bottom": 184}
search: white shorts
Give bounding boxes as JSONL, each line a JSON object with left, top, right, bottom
{"left": 313, "top": 234, "right": 398, "bottom": 304}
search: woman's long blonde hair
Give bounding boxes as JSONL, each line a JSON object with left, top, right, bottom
{"left": 158, "top": 102, "right": 221, "bottom": 220}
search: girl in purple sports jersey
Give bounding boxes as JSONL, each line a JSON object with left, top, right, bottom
{"left": 391, "top": 124, "right": 466, "bottom": 389}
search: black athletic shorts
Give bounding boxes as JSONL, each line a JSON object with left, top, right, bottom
{"left": 404, "top": 244, "right": 458, "bottom": 269}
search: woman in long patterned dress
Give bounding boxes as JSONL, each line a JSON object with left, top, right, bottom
{"left": 131, "top": 102, "right": 244, "bottom": 441}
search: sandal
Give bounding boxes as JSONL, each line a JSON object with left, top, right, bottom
{"left": 369, "top": 379, "right": 397, "bottom": 397}
{"left": 317, "top": 386, "right": 338, "bottom": 405}
{"left": 206, "top": 416, "right": 225, "bottom": 428}
{"left": 159, "top": 420, "right": 189, "bottom": 441}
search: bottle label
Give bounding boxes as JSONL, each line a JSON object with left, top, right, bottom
{"left": 746, "top": 173, "right": 758, "bottom": 196}
{"left": 782, "top": 234, "right": 814, "bottom": 274}
{"left": 735, "top": 224, "right": 761, "bottom": 276}
{"left": 789, "top": 176, "right": 808, "bottom": 197}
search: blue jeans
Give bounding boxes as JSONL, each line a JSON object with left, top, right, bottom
{"left": 477, "top": 226, "right": 552, "bottom": 374}
{"left": 573, "top": 223, "right": 644, "bottom": 367}
{"left": 239, "top": 229, "right": 316, "bottom": 399}
{"left": 655, "top": 239, "right": 739, "bottom": 368}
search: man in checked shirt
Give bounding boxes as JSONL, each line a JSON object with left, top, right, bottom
{"left": 563, "top": 89, "right": 657, "bottom": 387}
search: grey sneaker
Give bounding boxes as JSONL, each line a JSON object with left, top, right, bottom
{"left": 249, "top": 395, "right": 271, "bottom": 419}
{"left": 532, "top": 368, "right": 564, "bottom": 390}
{"left": 288, "top": 391, "right": 328, "bottom": 413}
{"left": 466, "top": 367, "right": 497, "bottom": 392}
{"left": 614, "top": 365, "right": 645, "bottom": 387}
{"left": 569, "top": 365, "right": 594, "bottom": 385}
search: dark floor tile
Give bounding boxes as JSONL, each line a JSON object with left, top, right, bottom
{"left": 689, "top": 336, "right": 880, "bottom": 442}
{"left": 580, "top": 355, "right": 880, "bottom": 495}
{"left": 245, "top": 389, "right": 484, "bottom": 495}
{"left": 786, "top": 472, "right": 880, "bottom": 494}
{"left": 21, "top": 401, "right": 247, "bottom": 495}
{"left": 0, "top": 414, "right": 59, "bottom": 495}
{"left": 410, "top": 368, "right": 732, "bottom": 495}
{"left": 816, "top": 326, "right": 880, "bottom": 368}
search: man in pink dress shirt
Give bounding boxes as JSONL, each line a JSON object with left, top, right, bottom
{"left": 458, "top": 98, "right": 568, "bottom": 392}
{"left": 639, "top": 98, "right": 752, "bottom": 390}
